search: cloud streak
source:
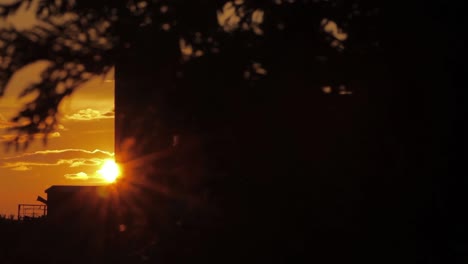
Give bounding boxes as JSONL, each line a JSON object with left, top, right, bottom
{"left": 66, "top": 108, "right": 114, "bottom": 121}
{"left": 64, "top": 172, "right": 89, "bottom": 180}
{"left": 11, "top": 165, "right": 32, "bottom": 171}
{"left": 0, "top": 132, "right": 61, "bottom": 142}
{"left": 0, "top": 149, "right": 114, "bottom": 171}
{"left": 0, "top": 115, "right": 15, "bottom": 129}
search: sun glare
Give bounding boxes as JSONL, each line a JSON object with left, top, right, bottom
{"left": 98, "top": 159, "right": 121, "bottom": 183}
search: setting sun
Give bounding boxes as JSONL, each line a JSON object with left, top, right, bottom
{"left": 98, "top": 159, "right": 121, "bottom": 183}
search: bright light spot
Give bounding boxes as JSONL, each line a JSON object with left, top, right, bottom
{"left": 98, "top": 159, "right": 121, "bottom": 183}
{"left": 321, "top": 18, "right": 348, "bottom": 41}
{"left": 322, "top": 86, "right": 332, "bottom": 94}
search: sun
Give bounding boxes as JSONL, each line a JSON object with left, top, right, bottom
{"left": 98, "top": 159, "right": 121, "bottom": 183}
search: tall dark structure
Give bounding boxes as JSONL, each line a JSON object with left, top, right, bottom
{"left": 114, "top": 16, "right": 368, "bottom": 263}
{"left": 113, "top": 2, "right": 462, "bottom": 263}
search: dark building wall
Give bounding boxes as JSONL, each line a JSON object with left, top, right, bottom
{"left": 114, "top": 15, "right": 370, "bottom": 262}
{"left": 113, "top": 2, "right": 461, "bottom": 263}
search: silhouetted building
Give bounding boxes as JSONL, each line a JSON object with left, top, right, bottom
{"left": 45, "top": 185, "right": 117, "bottom": 226}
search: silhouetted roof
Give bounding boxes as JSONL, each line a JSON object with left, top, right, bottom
{"left": 45, "top": 185, "right": 107, "bottom": 194}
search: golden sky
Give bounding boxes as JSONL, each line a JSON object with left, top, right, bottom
{"left": 0, "top": 62, "right": 115, "bottom": 216}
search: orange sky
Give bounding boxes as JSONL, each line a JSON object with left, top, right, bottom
{"left": 0, "top": 62, "right": 115, "bottom": 216}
